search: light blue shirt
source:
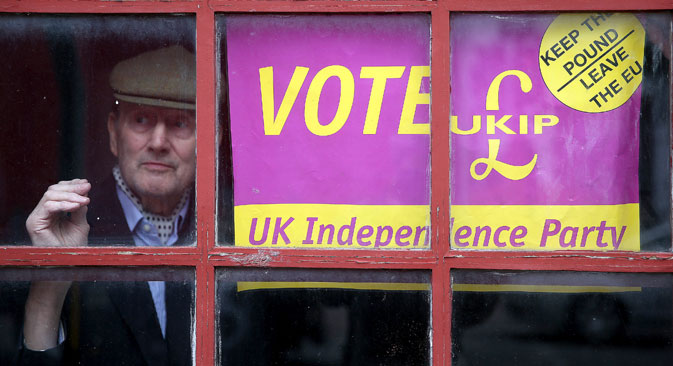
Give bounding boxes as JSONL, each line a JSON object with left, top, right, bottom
{"left": 116, "top": 185, "right": 189, "bottom": 338}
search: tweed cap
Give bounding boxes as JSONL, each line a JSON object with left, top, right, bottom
{"left": 109, "top": 45, "right": 195, "bottom": 110}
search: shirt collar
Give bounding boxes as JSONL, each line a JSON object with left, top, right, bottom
{"left": 116, "top": 184, "right": 145, "bottom": 233}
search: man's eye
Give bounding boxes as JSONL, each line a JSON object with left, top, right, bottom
{"left": 136, "top": 116, "right": 150, "bottom": 124}
{"left": 174, "top": 119, "right": 195, "bottom": 131}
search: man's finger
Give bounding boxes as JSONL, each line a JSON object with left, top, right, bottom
{"left": 42, "top": 200, "right": 87, "bottom": 215}
{"left": 56, "top": 179, "right": 88, "bottom": 185}
{"left": 42, "top": 191, "right": 90, "bottom": 205}
{"left": 48, "top": 180, "right": 91, "bottom": 196}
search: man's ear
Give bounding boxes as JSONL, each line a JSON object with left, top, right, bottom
{"left": 107, "top": 112, "right": 119, "bottom": 157}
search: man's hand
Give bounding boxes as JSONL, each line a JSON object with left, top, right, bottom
{"left": 26, "top": 179, "right": 91, "bottom": 247}
{"left": 23, "top": 179, "right": 91, "bottom": 351}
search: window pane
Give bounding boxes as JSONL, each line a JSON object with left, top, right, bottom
{"left": 452, "top": 270, "right": 673, "bottom": 365}
{"left": 0, "top": 267, "right": 194, "bottom": 365}
{"left": 449, "top": 12, "right": 672, "bottom": 252}
{"left": 0, "top": 14, "right": 196, "bottom": 246}
{"left": 217, "top": 14, "right": 431, "bottom": 249}
{"left": 217, "top": 269, "right": 431, "bottom": 364}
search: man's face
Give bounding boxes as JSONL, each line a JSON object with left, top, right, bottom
{"left": 108, "top": 102, "right": 196, "bottom": 212}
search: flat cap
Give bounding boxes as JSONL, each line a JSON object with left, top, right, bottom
{"left": 110, "top": 45, "right": 196, "bottom": 110}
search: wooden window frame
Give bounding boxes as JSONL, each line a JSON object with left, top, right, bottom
{"left": 0, "top": 0, "right": 671, "bottom": 365}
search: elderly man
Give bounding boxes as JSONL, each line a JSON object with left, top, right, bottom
{"left": 20, "top": 46, "right": 196, "bottom": 365}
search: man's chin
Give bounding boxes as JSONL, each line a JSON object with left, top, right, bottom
{"left": 137, "top": 184, "right": 174, "bottom": 198}
{"left": 132, "top": 178, "right": 179, "bottom": 197}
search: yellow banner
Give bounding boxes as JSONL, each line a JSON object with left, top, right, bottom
{"left": 237, "top": 282, "right": 430, "bottom": 292}
{"left": 453, "top": 284, "right": 641, "bottom": 293}
{"left": 451, "top": 204, "right": 639, "bottom": 251}
{"left": 235, "top": 204, "right": 430, "bottom": 249}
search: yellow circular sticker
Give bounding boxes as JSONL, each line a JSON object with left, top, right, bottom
{"left": 539, "top": 13, "right": 645, "bottom": 113}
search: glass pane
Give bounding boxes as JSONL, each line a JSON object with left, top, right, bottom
{"left": 0, "top": 267, "right": 194, "bottom": 365}
{"left": 217, "top": 269, "right": 431, "bottom": 365}
{"left": 449, "top": 12, "right": 672, "bottom": 252}
{"left": 0, "top": 14, "right": 196, "bottom": 246}
{"left": 217, "top": 14, "right": 431, "bottom": 249}
{"left": 452, "top": 270, "right": 673, "bottom": 365}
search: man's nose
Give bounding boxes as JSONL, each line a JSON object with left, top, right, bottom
{"left": 148, "top": 122, "right": 170, "bottom": 151}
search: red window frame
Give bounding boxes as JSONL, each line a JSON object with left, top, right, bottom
{"left": 0, "top": 0, "right": 671, "bottom": 365}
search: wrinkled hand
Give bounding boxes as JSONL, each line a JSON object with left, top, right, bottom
{"left": 23, "top": 180, "right": 91, "bottom": 350}
{"left": 26, "top": 179, "right": 91, "bottom": 247}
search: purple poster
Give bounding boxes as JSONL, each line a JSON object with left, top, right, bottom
{"left": 450, "top": 13, "right": 646, "bottom": 251}
{"left": 225, "top": 15, "right": 431, "bottom": 249}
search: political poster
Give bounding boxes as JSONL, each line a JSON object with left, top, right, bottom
{"left": 450, "top": 13, "right": 647, "bottom": 251}
{"left": 225, "top": 15, "right": 431, "bottom": 249}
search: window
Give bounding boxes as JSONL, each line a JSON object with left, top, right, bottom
{"left": 217, "top": 13, "right": 431, "bottom": 249}
{"left": 0, "top": 1, "right": 671, "bottom": 366}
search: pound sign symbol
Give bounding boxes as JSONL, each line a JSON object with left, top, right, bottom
{"left": 469, "top": 70, "right": 538, "bottom": 181}
{"left": 470, "top": 139, "right": 538, "bottom": 181}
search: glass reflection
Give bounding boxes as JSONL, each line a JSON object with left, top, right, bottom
{"left": 217, "top": 269, "right": 431, "bottom": 365}
{"left": 0, "top": 267, "right": 194, "bottom": 365}
{"left": 452, "top": 270, "right": 673, "bottom": 365}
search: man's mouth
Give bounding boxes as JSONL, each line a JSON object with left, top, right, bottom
{"left": 140, "top": 161, "right": 174, "bottom": 171}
